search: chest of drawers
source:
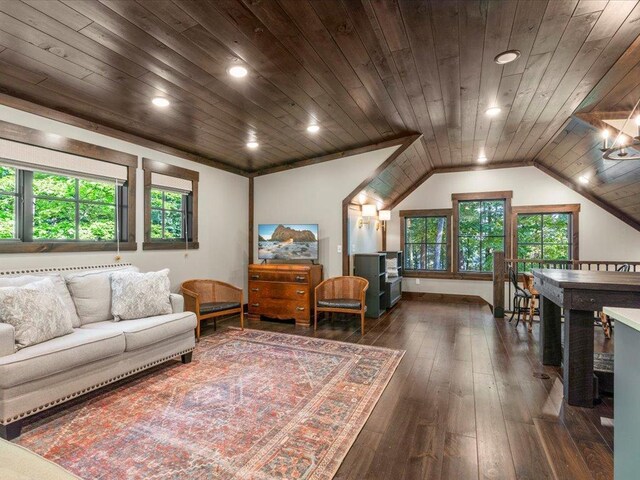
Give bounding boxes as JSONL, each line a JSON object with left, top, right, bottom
{"left": 247, "top": 264, "right": 323, "bottom": 326}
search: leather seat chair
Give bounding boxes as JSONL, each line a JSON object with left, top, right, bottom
{"left": 181, "top": 280, "right": 244, "bottom": 339}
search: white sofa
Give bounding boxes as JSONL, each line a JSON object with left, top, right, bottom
{"left": 0, "top": 264, "right": 197, "bottom": 440}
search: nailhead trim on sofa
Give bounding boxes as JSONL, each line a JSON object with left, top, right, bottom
{"left": 1, "top": 347, "right": 194, "bottom": 425}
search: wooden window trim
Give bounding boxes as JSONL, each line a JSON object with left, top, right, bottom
{"left": 142, "top": 158, "right": 199, "bottom": 250}
{"left": 0, "top": 122, "right": 137, "bottom": 254}
{"left": 511, "top": 204, "right": 580, "bottom": 260}
{"left": 452, "top": 191, "right": 513, "bottom": 278}
{"left": 400, "top": 209, "right": 453, "bottom": 277}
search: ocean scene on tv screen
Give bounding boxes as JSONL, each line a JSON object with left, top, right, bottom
{"left": 258, "top": 224, "right": 318, "bottom": 260}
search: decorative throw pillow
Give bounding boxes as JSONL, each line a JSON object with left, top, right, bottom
{"left": 111, "top": 269, "right": 172, "bottom": 321}
{"left": 386, "top": 257, "right": 399, "bottom": 277}
{"left": 0, "top": 278, "right": 74, "bottom": 350}
{"left": 66, "top": 266, "right": 139, "bottom": 325}
{"left": 0, "top": 274, "right": 81, "bottom": 328}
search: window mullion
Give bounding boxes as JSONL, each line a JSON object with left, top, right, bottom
{"left": 22, "top": 170, "right": 33, "bottom": 242}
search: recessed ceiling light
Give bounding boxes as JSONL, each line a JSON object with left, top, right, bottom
{"left": 151, "top": 97, "right": 170, "bottom": 107}
{"left": 477, "top": 155, "right": 488, "bottom": 163}
{"left": 247, "top": 141, "right": 259, "bottom": 149}
{"left": 578, "top": 175, "right": 589, "bottom": 185}
{"left": 307, "top": 124, "right": 320, "bottom": 133}
{"left": 229, "top": 65, "right": 248, "bottom": 78}
{"left": 494, "top": 50, "right": 521, "bottom": 65}
{"left": 485, "top": 106, "right": 501, "bottom": 117}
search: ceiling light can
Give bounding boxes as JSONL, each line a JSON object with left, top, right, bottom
{"left": 494, "top": 50, "right": 521, "bottom": 65}
{"left": 152, "top": 97, "right": 170, "bottom": 107}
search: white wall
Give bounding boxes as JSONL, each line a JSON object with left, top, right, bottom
{"left": 0, "top": 105, "right": 249, "bottom": 294}
{"left": 388, "top": 166, "right": 640, "bottom": 303}
{"left": 253, "top": 146, "right": 398, "bottom": 278}
{"left": 347, "top": 205, "right": 382, "bottom": 273}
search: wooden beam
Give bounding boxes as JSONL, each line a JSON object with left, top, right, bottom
{"left": 250, "top": 134, "right": 419, "bottom": 177}
{"left": 248, "top": 176, "right": 254, "bottom": 265}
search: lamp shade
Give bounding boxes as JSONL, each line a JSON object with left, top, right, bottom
{"left": 362, "top": 204, "right": 377, "bottom": 217}
{"left": 379, "top": 210, "right": 391, "bottom": 221}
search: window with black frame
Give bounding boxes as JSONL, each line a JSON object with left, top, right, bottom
{"left": 0, "top": 165, "right": 128, "bottom": 243}
{"left": 150, "top": 188, "right": 190, "bottom": 241}
{"left": 143, "top": 158, "right": 198, "bottom": 250}
{"left": 403, "top": 215, "right": 449, "bottom": 271}
{"left": 457, "top": 199, "right": 506, "bottom": 272}
{"left": 516, "top": 212, "right": 572, "bottom": 261}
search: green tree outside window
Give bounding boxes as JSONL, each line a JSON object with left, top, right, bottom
{"left": 458, "top": 200, "right": 505, "bottom": 272}
{"left": 517, "top": 212, "right": 572, "bottom": 266}
{"left": 150, "top": 188, "right": 186, "bottom": 240}
{"left": 404, "top": 216, "right": 448, "bottom": 271}
{"left": 0, "top": 166, "right": 16, "bottom": 239}
{"left": 0, "top": 166, "right": 122, "bottom": 242}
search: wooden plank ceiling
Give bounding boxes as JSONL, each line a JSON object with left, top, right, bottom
{"left": 2, "top": 0, "right": 640, "bottom": 227}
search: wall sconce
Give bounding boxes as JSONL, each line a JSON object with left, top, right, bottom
{"left": 358, "top": 204, "right": 377, "bottom": 228}
{"left": 377, "top": 210, "right": 391, "bottom": 230}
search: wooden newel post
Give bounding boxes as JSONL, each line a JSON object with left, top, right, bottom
{"left": 493, "top": 251, "right": 505, "bottom": 318}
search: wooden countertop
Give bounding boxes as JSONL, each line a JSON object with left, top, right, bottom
{"left": 532, "top": 269, "right": 640, "bottom": 292}
{"left": 603, "top": 307, "right": 640, "bottom": 333}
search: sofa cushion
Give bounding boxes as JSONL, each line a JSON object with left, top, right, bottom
{"left": 0, "top": 328, "right": 125, "bottom": 389}
{"left": 0, "top": 273, "right": 81, "bottom": 328}
{"left": 83, "top": 312, "right": 197, "bottom": 352}
{"left": 200, "top": 301, "right": 241, "bottom": 315}
{"left": 0, "top": 278, "right": 74, "bottom": 351}
{"left": 111, "top": 269, "right": 172, "bottom": 321}
{"left": 0, "top": 438, "right": 81, "bottom": 479}
{"left": 317, "top": 298, "right": 362, "bottom": 309}
{"left": 66, "top": 267, "right": 138, "bottom": 325}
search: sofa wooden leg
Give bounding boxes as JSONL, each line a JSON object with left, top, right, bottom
{"left": 0, "top": 420, "right": 23, "bottom": 440}
{"left": 181, "top": 352, "right": 193, "bottom": 364}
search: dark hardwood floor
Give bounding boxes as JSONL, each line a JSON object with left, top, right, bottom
{"left": 207, "top": 298, "right": 614, "bottom": 480}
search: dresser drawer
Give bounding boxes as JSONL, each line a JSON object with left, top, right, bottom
{"left": 249, "top": 282, "right": 309, "bottom": 301}
{"left": 249, "top": 270, "right": 309, "bottom": 283}
{"left": 248, "top": 298, "right": 309, "bottom": 319}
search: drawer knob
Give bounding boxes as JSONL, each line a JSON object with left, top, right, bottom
{"left": 295, "top": 276, "right": 305, "bottom": 281}
{"left": 251, "top": 275, "right": 260, "bottom": 280}
{"left": 296, "top": 290, "right": 305, "bottom": 294}
{"left": 251, "top": 288, "right": 259, "bottom": 292}
{"left": 296, "top": 306, "right": 305, "bottom": 311}
{"left": 251, "top": 303, "right": 260, "bottom": 307}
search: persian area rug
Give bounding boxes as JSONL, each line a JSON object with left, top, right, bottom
{"left": 17, "top": 329, "right": 404, "bottom": 480}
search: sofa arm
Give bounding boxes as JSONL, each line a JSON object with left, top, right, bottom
{"left": 0, "top": 323, "right": 15, "bottom": 357}
{"left": 170, "top": 293, "right": 185, "bottom": 314}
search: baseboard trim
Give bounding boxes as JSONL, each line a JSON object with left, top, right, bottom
{"left": 402, "top": 291, "right": 489, "bottom": 306}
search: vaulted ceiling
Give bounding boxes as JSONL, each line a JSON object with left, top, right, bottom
{"left": 2, "top": 1, "right": 640, "bottom": 226}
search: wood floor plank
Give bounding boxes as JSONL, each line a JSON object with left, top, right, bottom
{"left": 474, "top": 372, "right": 517, "bottom": 479}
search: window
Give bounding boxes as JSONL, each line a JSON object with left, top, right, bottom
{"left": 401, "top": 210, "right": 450, "bottom": 271}
{"left": 0, "top": 123, "right": 137, "bottom": 253}
{"left": 150, "top": 189, "right": 187, "bottom": 240}
{"left": 32, "top": 172, "right": 121, "bottom": 242}
{"left": 0, "top": 166, "right": 17, "bottom": 239}
{"left": 143, "top": 158, "right": 199, "bottom": 250}
{"left": 513, "top": 205, "right": 579, "bottom": 263}
{"left": 453, "top": 191, "right": 512, "bottom": 274}
{"left": 0, "top": 167, "right": 129, "bottom": 244}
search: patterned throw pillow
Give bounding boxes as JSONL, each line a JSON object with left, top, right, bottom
{"left": 0, "top": 278, "right": 74, "bottom": 350}
{"left": 386, "top": 257, "right": 399, "bottom": 277}
{"left": 111, "top": 269, "right": 172, "bottom": 321}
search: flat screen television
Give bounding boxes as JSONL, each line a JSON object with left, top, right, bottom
{"left": 258, "top": 224, "right": 319, "bottom": 260}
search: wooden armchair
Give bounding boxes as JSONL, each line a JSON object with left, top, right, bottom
{"left": 314, "top": 276, "right": 369, "bottom": 334}
{"left": 181, "top": 279, "right": 244, "bottom": 339}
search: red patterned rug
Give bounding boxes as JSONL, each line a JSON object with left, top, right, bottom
{"left": 17, "top": 329, "right": 404, "bottom": 479}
